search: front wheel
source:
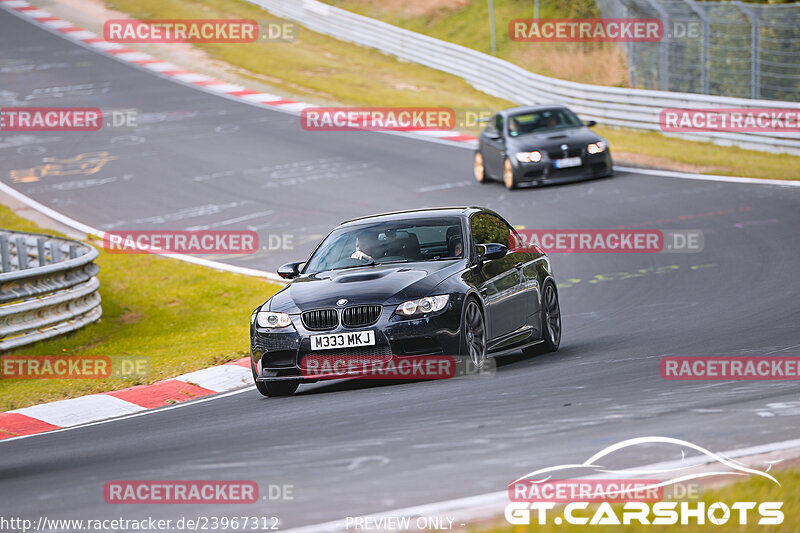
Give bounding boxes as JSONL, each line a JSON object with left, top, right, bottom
{"left": 474, "top": 152, "right": 489, "bottom": 183}
{"left": 252, "top": 362, "right": 299, "bottom": 397}
{"left": 503, "top": 158, "right": 517, "bottom": 189}
{"left": 461, "top": 299, "right": 487, "bottom": 369}
{"left": 541, "top": 282, "right": 561, "bottom": 352}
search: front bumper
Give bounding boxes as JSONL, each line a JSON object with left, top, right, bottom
{"left": 250, "top": 303, "right": 463, "bottom": 382}
{"left": 514, "top": 151, "right": 613, "bottom": 184}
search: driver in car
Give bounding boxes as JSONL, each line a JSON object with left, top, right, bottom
{"left": 351, "top": 232, "right": 375, "bottom": 262}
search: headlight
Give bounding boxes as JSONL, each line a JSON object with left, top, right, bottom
{"left": 587, "top": 141, "right": 607, "bottom": 154}
{"left": 515, "top": 151, "right": 542, "bottom": 163}
{"left": 396, "top": 295, "right": 450, "bottom": 316}
{"left": 256, "top": 310, "right": 293, "bottom": 328}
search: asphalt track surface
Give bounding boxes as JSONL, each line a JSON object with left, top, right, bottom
{"left": 1, "top": 8, "right": 800, "bottom": 530}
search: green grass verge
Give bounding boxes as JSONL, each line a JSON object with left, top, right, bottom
{"left": 0, "top": 204, "right": 282, "bottom": 412}
{"left": 102, "top": 0, "right": 799, "bottom": 180}
{"left": 481, "top": 468, "right": 799, "bottom": 532}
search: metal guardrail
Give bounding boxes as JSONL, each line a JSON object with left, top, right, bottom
{"left": 0, "top": 229, "right": 101, "bottom": 351}
{"left": 250, "top": 0, "right": 800, "bottom": 156}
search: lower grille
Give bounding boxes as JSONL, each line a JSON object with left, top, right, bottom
{"left": 302, "top": 309, "right": 339, "bottom": 331}
{"left": 299, "top": 344, "right": 393, "bottom": 370}
{"left": 342, "top": 305, "right": 382, "bottom": 327}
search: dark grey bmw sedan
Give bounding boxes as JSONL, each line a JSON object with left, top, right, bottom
{"left": 474, "top": 105, "right": 613, "bottom": 189}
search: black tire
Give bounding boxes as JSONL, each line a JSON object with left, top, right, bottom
{"left": 460, "top": 298, "right": 487, "bottom": 369}
{"left": 541, "top": 282, "right": 561, "bottom": 352}
{"left": 473, "top": 151, "right": 489, "bottom": 183}
{"left": 251, "top": 361, "right": 299, "bottom": 397}
{"left": 503, "top": 158, "right": 517, "bottom": 190}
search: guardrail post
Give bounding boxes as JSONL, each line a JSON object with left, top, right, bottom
{"left": 0, "top": 235, "right": 9, "bottom": 273}
{"left": 50, "top": 240, "right": 62, "bottom": 263}
{"left": 69, "top": 244, "right": 79, "bottom": 259}
{"left": 15, "top": 237, "right": 28, "bottom": 270}
{"left": 37, "top": 237, "right": 47, "bottom": 267}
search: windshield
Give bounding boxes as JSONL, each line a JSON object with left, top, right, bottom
{"left": 507, "top": 108, "right": 583, "bottom": 137}
{"left": 303, "top": 217, "right": 465, "bottom": 274}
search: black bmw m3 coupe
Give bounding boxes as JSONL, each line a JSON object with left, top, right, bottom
{"left": 474, "top": 105, "right": 613, "bottom": 189}
{"left": 250, "top": 207, "right": 561, "bottom": 396}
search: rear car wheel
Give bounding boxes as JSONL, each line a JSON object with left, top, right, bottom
{"left": 474, "top": 152, "right": 489, "bottom": 183}
{"left": 461, "top": 299, "right": 487, "bottom": 369}
{"left": 541, "top": 282, "right": 561, "bottom": 352}
{"left": 252, "top": 363, "right": 299, "bottom": 397}
{"left": 503, "top": 158, "right": 517, "bottom": 190}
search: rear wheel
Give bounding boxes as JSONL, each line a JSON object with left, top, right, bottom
{"left": 252, "top": 362, "right": 299, "bottom": 397}
{"left": 461, "top": 299, "right": 487, "bottom": 369}
{"left": 503, "top": 158, "right": 517, "bottom": 189}
{"left": 541, "top": 282, "right": 561, "bottom": 352}
{"left": 473, "top": 152, "right": 489, "bottom": 183}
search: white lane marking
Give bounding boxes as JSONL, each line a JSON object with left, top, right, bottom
{"left": 615, "top": 166, "right": 800, "bottom": 187}
{"left": 175, "top": 365, "right": 252, "bottom": 393}
{"left": 0, "top": 387, "right": 255, "bottom": 443}
{"left": 347, "top": 456, "right": 390, "bottom": 471}
{"left": 11, "top": 395, "right": 145, "bottom": 427}
{"left": 185, "top": 210, "right": 274, "bottom": 231}
{"left": 282, "top": 437, "right": 800, "bottom": 533}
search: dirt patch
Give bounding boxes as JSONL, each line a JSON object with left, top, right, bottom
{"left": 119, "top": 310, "right": 143, "bottom": 324}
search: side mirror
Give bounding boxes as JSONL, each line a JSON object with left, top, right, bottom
{"left": 476, "top": 243, "right": 508, "bottom": 262}
{"left": 277, "top": 261, "right": 303, "bottom": 279}
{"left": 586, "top": 120, "right": 597, "bottom": 127}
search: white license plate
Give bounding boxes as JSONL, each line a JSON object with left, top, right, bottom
{"left": 554, "top": 156, "right": 582, "bottom": 169}
{"left": 310, "top": 330, "right": 376, "bottom": 351}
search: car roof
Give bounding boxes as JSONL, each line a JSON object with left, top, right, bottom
{"left": 339, "top": 207, "right": 486, "bottom": 228}
{"left": 499, "top": 104, "right": 571, "bottom": 117}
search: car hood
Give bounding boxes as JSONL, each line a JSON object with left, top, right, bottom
{"left": 507, "top": 127, "right": 601, "bottom": 153}
{"left": 266, "top": 260, "right": 465, "bottom": 312}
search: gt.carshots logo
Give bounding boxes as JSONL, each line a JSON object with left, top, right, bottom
{"left": 104, "top": 481, "right": 258, "bottom": 504}
{"left": 505, "top": 437, "right": 784, "bottom": 526}
{"left": 301, "top": 107, "right": 456, "bottom": 131}
{"left": 103, "top": 230, "right": 258, "bottom": 254}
